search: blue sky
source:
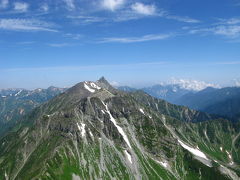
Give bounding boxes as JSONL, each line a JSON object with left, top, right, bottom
{"left": 0, "top": 0, "right": 240, "bottom": 89}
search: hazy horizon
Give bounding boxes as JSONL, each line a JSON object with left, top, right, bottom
{"left": 1, "top": 76, "right": 239, "bottom": 90}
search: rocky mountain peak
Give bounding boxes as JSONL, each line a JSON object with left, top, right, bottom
{"left": 0, "top": 78, "right": 239, "bottom": 180}
{"left": 98, "top": 76, "right": 108, "bottom": 83}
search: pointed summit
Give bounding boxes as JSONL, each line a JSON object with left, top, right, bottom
{"left": 53, "top": 77, "right": 117, "bottom": 109}
{"left": 96, "top": 76, "right": 116, "bottom": 93}
{"left": 98, "top": 76, "right": 109, "bottom": 85}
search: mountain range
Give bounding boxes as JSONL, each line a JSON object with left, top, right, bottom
{"left": 118, "top": 82, "right": 203, "bottom": 104}
{"left": 174, "top": 87, "right": 240, "bottom": 121}
{"left": 0, "top": 77, "right": 239, "bottom": 179}
{"left": 118, "top": 84, "right": 240, "bottom": 122}
{"left": 0, "top": 86, "right": 66, "bottom": 136}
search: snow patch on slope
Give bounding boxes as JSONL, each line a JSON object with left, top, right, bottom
{"left": 178, "top": 140, "right": 209, "bottom": 160}
{"left": 226, "top": 150, "right": 234, "bottom": 165}
{"left": 226, "top": 150, "right": 232, "bottom": 159}
{"left": 77, "top": 122, "right": 86, "bottom": 137}
{"left": 89, "top": 129, "right": 93, "bottom": 138}
{"left": 124, "top": 150, "right": 132, "bottom": 164}
{"left": 84, "top": 83, "right": 95, "bottom": 93}
{"left": 139, "top": 108, "right": 145, "bottom": 115}
{"left": 15, "top": 90, "right": 22, "bottom": 96}
{"left": 90, "top": 82, "right": 101, "bottom": 90}
{"left": 156, "top": 160, "right": 168, "bottom": 168}
{"left": 102, "top": 101, "right": 132, "bottom": 149}
{"left": 4, "top": 171, "right": 8, "bottom": 179}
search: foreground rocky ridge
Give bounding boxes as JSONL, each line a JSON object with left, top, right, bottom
{"left": 0, "top": 78, "right": 239, "bottom": 180}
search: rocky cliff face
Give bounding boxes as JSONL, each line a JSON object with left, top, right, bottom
{"left": 0, "top": 78, "right": 239, "bottom": 180}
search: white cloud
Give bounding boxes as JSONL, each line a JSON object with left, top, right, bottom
{"left": 67, "top": 15, "right": 105, "bottom": 23}
{"left": 101, "top": 34, "right": 172, "bottom": 43}
{"left": 0, "top": 19, "right": 57, "bottom": 32}
{"left": 170, "top": 78, "right": 220, "bottom": 91}
{"left": 131, "top": 2, "right": 156, "bottom": 15}
{"left": 217, "top": 17, "right": 240, "bottom": 25}
{"left": 101, "top": 0, "right": 125, "bottom": 11}
{"left": 189, "top": 17, "right": 240, "bottom": 38}
{"left": 234, "top": 79, "right": 240, "bottom": 87}
{"left": 0, "top": 0, "right": 8, "bottom": 9}
{"left": 110, "top": 81, "right": 119, "bottom": 86}
{"left": 167, "top": 15, "right": 200, "bottom": 23}
{"left": 48, "top": 43, "right": 73, "bottom": 47}
{"left": 13, "top": 2, "right": 29, "bottom": 12}
{"left": 113, "top": 11, "right": 143, "bottom": 21}
{"left": 40, "top": 4, "right": 49, "bottom": 12}
{"left": 214, "top": 25, "right": 240, "bottom": 37}
{"left": 63, "top": 0, "right": 75, "bottom": 10}
{"left": 64, "top": 33, "right": 83, "bottom": 40}
{"left": 190, "top": 25, "right": 240, "bottom": 38}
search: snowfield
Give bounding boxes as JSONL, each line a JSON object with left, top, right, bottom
{"left": 84, "top": 83, "right": 95, "bottom": 93}
{"left": 178, "top": 140, "right": 209, "bottom": 160}
{"left": 139, "top": 108, "right": 145, "bottom": 115}
{"left": 102, "top": 101, "right": 132, "bottom": 149}
{"left": 77, "top": 122, "right": 86, "bottom": 137}
{"left": 124, "top": 150, "right": 132, "bottom": 164}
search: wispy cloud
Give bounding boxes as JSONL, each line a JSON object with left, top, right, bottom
{"left": 0, "top": 19, "right": 58, "bottom": 32}
{"left": 167, "top": 15, "right": 200, "bottom": 23}
{"left": 13, "top": 2, "right": 29, "bottom": 12}
{"left": 48, "top": 43, "right": 73, "bottom": 47}
{"left": 67, "top": 15, "right": 106, "bottom": 24}
{"left": 131, "top": 2, "right": 156, "bottom": 16}
{"left": 217, "top": 17, "right": 240, "bottom": 25}
{"left": 189, "top": 17, "right": 240, "bottom": 38}
{"left": 64, "top": 33, "right": 83, "bottom": 40}
{"left": 101, "top": 34, "right": 172, "bottom": 43}
{"left": 213, "top": 25, "right": 240, "bottom": 37}
{"left": 40, "top": 3, "right": 49, "bottom": 12}
{"left": 101, "top": 0, "right": 125, "bottom": 11}
{"left": 63, "top": 0, "right": 75, "bottom": 10}
{"left": 190, "top": 25, "right": 240, "bottom": 38}
{"left": 0, "top": 0, "right": 8, "bottom": 9}
{"left": 106, "top": 3, "right": 198, "bottom": 23}
{"left": 64, "top": 1, "right": 199, "bottom": 24}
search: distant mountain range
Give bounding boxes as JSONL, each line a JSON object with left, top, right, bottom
{"left": 118, "top": 78, "right": 219, "bottom": 103}
{"left": 0, "top": 77, "right": 239, "bottom": 179}
{"left": 175, "top": 87, "right": 240, "bottom": 121}
{"left": 118, "top": 84, "right": 192, "bottom": 103}
{"left": 118, "top": 84, "right": 240, "bottom": 122}
{"left": 0, "top": 86, "right": 66, "bottom": 136}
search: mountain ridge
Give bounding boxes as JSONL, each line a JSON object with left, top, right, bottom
{"left": 0, "top": 78, "right": 239, "bottom": 180}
